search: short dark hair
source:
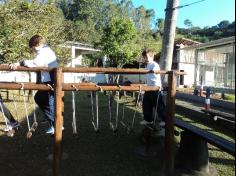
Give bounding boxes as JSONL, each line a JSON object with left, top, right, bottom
{"left": 142, "top": 48, "right": 155, "bottom": 58}
{"left": 28, "top": 35, "right": 45, "bottom": 48}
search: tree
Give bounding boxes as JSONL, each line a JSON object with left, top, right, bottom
{"left": 184, "top": 19, "right": 193, "bottom": 29}
{"left": 0, "top": 0, "right": 69, "bottom": 64}
{"left": 156, "top": 18, "right": 165, "bottom": 35}
{"left": 100, "top": 17, "right": 138, "bottom": 68}
{"left": 217, "top": 20, "right": 230, "bottom": 29}
{"left": 57, "top": 0, "right": 106, "bottom": 44}
{"left": 133, "top": 5, "right": 155, "bottom": 31}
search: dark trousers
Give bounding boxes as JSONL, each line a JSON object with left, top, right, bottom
{"left": 142, "top": 91, "right": 165, "bottom": 122}
{"left": 34, "top": 90, "right": 55, "bottom": 124}
{"left": 0, "top": 98, "right": 16, "bottom": 122}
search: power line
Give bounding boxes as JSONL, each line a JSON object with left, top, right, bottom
{"left": 165, "top": 0, "right": 207, "bottom": 11}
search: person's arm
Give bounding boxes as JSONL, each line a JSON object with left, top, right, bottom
{"left": 22, "top": 52, "right": 45, "bottom": 67}
{"left": 9, "top": 52, "right": 45, "bottom": 70}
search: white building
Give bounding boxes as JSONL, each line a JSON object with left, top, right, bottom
{"left": 61, "top": 41, "right": 106, "bottom": 83}
{"left": 174, "top": 36, "right": 235, "bottom": 89}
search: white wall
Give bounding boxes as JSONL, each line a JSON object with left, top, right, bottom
{"left": 0, "top": 71, "right": 36, "bottom": 83}
{"left": 178, "top": 63, "right": 195, "bottom": 87}
{"left": 63, "top": 73, "right": 106, "bottom": 83}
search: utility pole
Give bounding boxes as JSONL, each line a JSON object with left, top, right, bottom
{"left": 160, "top": 0, "right": 179, "bottom": 84}
{"left": 160, "top": 1, "right": 179, "bottom": 176}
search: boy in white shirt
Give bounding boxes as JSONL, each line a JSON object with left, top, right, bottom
{"left": 140, "top": 49, "right": 163, "bottom": 126}
{"left": 9, "top": 35, "right": 57, "bottom": 134}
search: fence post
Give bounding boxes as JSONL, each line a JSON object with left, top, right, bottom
{"left": 165, "top": 71, "right": 176, "bottom": 176}
{"left": 53, "top": 68, "right": 64, "bottom": 176}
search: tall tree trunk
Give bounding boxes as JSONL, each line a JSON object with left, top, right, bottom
{"left": 160, "top": 0, "right": 179, "bottom": 84}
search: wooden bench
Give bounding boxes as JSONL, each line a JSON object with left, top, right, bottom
{"left": 175, "top": 118, "right": 235, "bottom": 156}
{"left": 175, "top": 118, "right": 235, "bottom": 173}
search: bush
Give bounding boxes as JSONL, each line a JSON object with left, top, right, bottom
{"left": 224, "top": 94, "right": 235, "bottom": 102}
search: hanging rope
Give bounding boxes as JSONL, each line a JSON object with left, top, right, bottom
{"left": 20, "top": 83, "right": 33, "bottom": 139}
{"left": 108, "top": 91, "right": 114, "bottom": 130}
{"left": 0, "top": 100, "right": 9, "bottom": 128}
{"left": 153, "top": 91, "right": 161, "bottom": 129}
{"left": 12, "top": 92, "right": 19, "bottom": 122}
{"left": 95, "top": 91, "right": 99, "bottom": 131}
{"left": 47, "top": 84, "right": 54, "bottom": 91}
{"left": 130, "top": 85, "right": 142, "bottom": 132}
{"left": 120, "top": 93, "right": 134, "bottom": 134}
{"left": 71, "top": 85, "right": 78, "bottom": 135}
{"left": 30, "top": 90, "right": 38, "bottom": 132}
{"left": 114, "top": 91, "right": 120, "bottom": 132}
{"left": 108, "top": 91, "right": 119, "bottom": 133}
{"left": 90, "top": 91, "right": 99, "bottom": 132}
{"left": 0, "top": 100, "right": 13, "bottom": 135}
{"left": 120, "top": 98, "right": 127, "bottom": 128}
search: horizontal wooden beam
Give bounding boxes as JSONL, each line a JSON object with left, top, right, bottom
{"left": 0, "top": 82, "right": 187, "bottom": 92}
{"left": 0, "top": 64, "right": 53, "bottom": 72}
{"left": 0, "top": 82, "right": 52, "bottom": 91}
{"left": 0, "top": 64, "right": 187, "bottom": 75}
{"left": 62, "top": 83, "right": 160, "bottom": 91}
{"left": 62, "top": 67, "right": 165, "bottom": 74}
{"left": 62, "top": 67, "right": 186, "bottom": 75}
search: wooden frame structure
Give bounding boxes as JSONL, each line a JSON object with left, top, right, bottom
{"left": 0, "top": 64, "right": 186, "bottom": 176}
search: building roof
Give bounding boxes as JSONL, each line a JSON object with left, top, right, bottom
{"left": 60, "top": 41, "right": 101, "bottom": 54}
{"left": 180, "top": 36, "right": 235, "bottom": 50}
{"left": 175, "top": 38, "right": 202, "bottom": 46}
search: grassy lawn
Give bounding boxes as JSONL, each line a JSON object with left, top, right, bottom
{"left": 0, "top": 90, "right": 235, "bottom": 176}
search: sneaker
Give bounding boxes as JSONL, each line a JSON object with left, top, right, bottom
{"left": 3, "top": 125, "right": 13, "bottom": 132}
{"left": 140, "top": 120, "right": 153, "bottom": 125}
{"left": 45, "top": 126, "right": 54, "bottom": 134}
{"left": 8, "top": 121, "right": 20, "bottom": 129}
{"left": 45, "top": 126, "right": 65, "bottom": 135}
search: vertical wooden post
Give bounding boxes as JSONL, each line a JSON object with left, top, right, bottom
{"left": 165, "top": 71, "right": 176, "bottom": 176}
{"left": 53, "top": 68, "right": 64, "bottom": 176}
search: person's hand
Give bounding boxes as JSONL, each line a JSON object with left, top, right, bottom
{"left": 9, "top": 63, "right": 18, "bottom": 70}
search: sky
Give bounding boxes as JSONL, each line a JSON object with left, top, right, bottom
{"left": 132, "top": 0, "right": 235, "bottom": 28}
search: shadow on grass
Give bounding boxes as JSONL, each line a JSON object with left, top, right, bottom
{"left": 2, "top": 91, "right": 234, "bottom": 176}
{"left": 0, "top": 91, "right": 165, "bottom": 176}
{"left": 209, "top": 156, "right": 235, "bottom": 166}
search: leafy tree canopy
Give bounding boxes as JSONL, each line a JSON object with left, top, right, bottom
{"left": 177, "top": 20, "right": 235, "bottom": 42}
{"left": 100, "top": 17, "right": 138, "bottom": 68}
{"left": 0, "top": 0, "right": 69, "bottom": 64}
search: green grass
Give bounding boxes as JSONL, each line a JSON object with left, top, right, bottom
{"left": 224, "top": 94, "right": 235, "bottom": 102}
{"left": 0, "top": 90, "right": 235, "bottom": 176}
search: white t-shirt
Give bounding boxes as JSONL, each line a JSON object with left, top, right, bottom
{"left": 24, "top": 45, "right": 57, "bottom": 83}
{"left": 146, "top": 61, "right": 162, "bottom": 88}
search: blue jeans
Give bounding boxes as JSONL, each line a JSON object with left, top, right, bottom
{"left": 157, "top": 91, "right": 166, "bottom": 121}
{"left": 34, "top": 90, "right": 55, "bottom": 125}
{"left": 142, "top": 91, "right": 165, "bottom": 122}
